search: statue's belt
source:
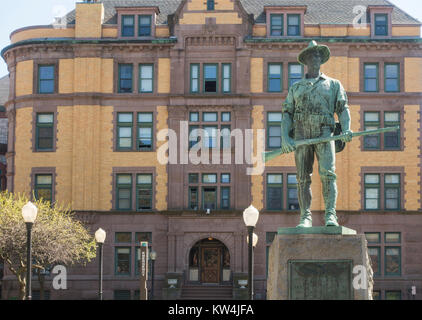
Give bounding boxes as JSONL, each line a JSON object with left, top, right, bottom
{"left": 293, "top": 113, "right": 335, "bottom": 128}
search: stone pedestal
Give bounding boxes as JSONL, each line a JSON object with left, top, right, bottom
{"left": 267, "top": 226, "right": 373, "bottom": 300}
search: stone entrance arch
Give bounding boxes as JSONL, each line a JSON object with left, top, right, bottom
{"left": 187, "top": 237, "right": 231, "bottom": 284}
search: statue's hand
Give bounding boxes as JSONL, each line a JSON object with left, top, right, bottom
{"left": 341, "top": 130, "right": 353, "bottom": 143}
{"left": 281, "top": 136, "right": 296, "bottom": 153}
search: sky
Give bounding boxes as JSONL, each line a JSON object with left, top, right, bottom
{"left": 0, "top": 0, "right": 421, "bottom": 78}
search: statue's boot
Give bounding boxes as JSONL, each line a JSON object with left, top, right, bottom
{"left": 296, "top": 179, "right": 312, "bottom": 228}
{"left": 322, "top": 177, "right": 339, "bottom": 227}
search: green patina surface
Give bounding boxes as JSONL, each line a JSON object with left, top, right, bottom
{"left": 278, "top": 226, "right": 357, "bottom": 235}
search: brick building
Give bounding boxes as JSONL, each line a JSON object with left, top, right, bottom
{"left": 1, "top": 0, "right": 421, "bottom": 300}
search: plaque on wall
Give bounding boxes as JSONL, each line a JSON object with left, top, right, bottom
{"left": 288, "top": 260, "right": 353, "bottom": 300}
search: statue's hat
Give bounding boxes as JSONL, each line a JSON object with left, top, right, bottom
{"left": 298, "top": 40, "right": 330, "bottom": 65}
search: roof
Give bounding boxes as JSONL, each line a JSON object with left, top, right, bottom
{"left": 62, "top": 0, "right": 420, "bottom": 25}
{"left": 0, "top": 75, "right": 9, "bottom": 105}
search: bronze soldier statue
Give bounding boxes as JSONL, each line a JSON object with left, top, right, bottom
{"left": 281, "top": 41, "right": 353, "bottom": 227}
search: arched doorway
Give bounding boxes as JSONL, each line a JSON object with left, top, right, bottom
{"left": 188, "top": 238, "right": 230, "bottom": 284}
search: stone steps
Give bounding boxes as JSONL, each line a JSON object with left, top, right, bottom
{"left": 180, "top": 285, "right": 233, "bottom": 300}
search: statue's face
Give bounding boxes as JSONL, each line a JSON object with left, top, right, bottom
{"left": 305, "top": 50, "right": 322, "bottom": 69}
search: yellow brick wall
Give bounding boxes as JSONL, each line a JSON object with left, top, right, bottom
{"left": 102, "top": 27, "right": 118, "bottom": 38}
{"left": 253, "top": 25, "right": 266, "bottom": 37}
{"left": 405, "top": 58, "right": 422, "bottom": 92}
{"left": 179, "top": 13, "right": 242, "bottom": 24}
{"left": 15, "top": 105, "right": 169, "bottom": 211}
{"left": 321, "top": 57, "right": 360, "bottom": 93}
{"left": 59, "top": 59, "right": 74, "bottom": 94}
{"left": 320, "top": 26, "right": 348, "bottom": 37}
{"left": 187, "top": 0, "right": 234, "bottom": 11}
{"left": 156, "top": 26, "right": 170, "bottom": 38}
{"left": 158, "top": 58, "right": 171, "bottom": 94}
{"left": 75, "top": 3, "right": 104, "bottom": 38}
{"left": 251, "top": 105, "right": 264, "bottom": 210}
{"left": 15, "top": 60, "right": 33, "bottom": 97}
{"left": 304, "top": 26, "right": 321, "bottom": 37}
{"left": 348, "top": 26, "right": 370, "bottom": 37}
{"left": 11, "top": 28, "right": 75, "bottom": 44}
{"left": 392, "top": 26, "right": 421, "bottom": 37}
{"left": 250, "top": 58, "right": 263, "bottom": 93}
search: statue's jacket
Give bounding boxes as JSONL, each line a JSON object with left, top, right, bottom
{"left": 282, "top": 73, "right": 349, "bottom": 140}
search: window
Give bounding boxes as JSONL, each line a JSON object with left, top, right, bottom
{"left": 368, "top": 247, "right": 381, "bottom": 276}
{"left": 190, "top": 112, "right": 199, "bottom": 122}
{"left": 385, "top": 291, "right": 401, "bottom": 300}
{"left": 189, "top": 125, "right": 200, "bottom": 149}
{"left": 270, "top": 14, "right": 283, "bottom": 36}
{"left": 287, "top": 174, "right": 299, "bottom": 210}
{"left": 365, "top": 232, "right": 401, "bottom": 278}
{"left": 384, "top": 64, "right": 399, "bottom": 92}
{"left": 288, "top": 64, "right": 303, "bottom": 87}
{"left": 222, "top": 64, "right": 231, "bottom": 93}
{"left": 118, "top": 64, "right": 133, "bottom": 93}
{"left": 363, "top": 111, "right": 401, "bottom": 150}
{"left": 137, "top": 113, "right": 153, "bottom": 151}
{"left": 116, "top": 174, "right": 132, "bottom": 210}
{"left": 190, "top": 64, "right": 200, "bottom": 93}
{"left": 36, "top": 113, "right": 54, "bottom": 151}
{"left": 115, "top": 247, "right": 131, "bottom": 275}
{"left": 221, "top": 187, "right": 230, "bottom": 209}
{"left": 363, "top": 112, "right": 380, "bottom": 150}
{"left": 221, "top": 173, "right": 230, "bottom": 183}
{"left": 203, "top": 112, "right": 218, "bottom": 122}
{"left": 364, "top": 174, "right": 380, "bottom": 210}
{"left": 207, "top": 0, "right": 215, "bottom": 11}
{"left": 287, "top": 14, "right": 300, "bottom": 36}
{"left": 117, "top": 113, "right": 133, "bottom": 150}
{"left": 385, "top": 247, "right": 401, "bottom": 276}
{"left": 34, "top": 174, "right": 53, "bottom": 202}
{"left": 38, "top": 65, "right": 55, "bottom": 94}
{"left": 221, "top": 112, "right": 231, "bottom": 122}
{"left": 203, "top": 126, "right": 217, "bottom": 148}
{"left": 364, "top": 64, "right": 379, "bottom": 92}
{"left": 384, "top": 174, "right": 400, "bottom": 210}
{"left": 204, "top": 64, "right": 218, "bottom": 93}
{"left": 189, "top": 187, "right": 199, "bottom": 210}
{"left": 267, "top": 112, "right": 282, "bottom": 149}
{"left": 122, "top": 15, "right": 135, "bottom": 37}
{"left": 136, "top": 174, "right": 153, "bottom": 210}
{"left": 138, "top": 15, "right": 151, "bottom": 36}
{"left": 114, "top": 290, "right": 131, "bottom": 300}
{"left": 139, "top": 64, "right": 153, "bottom": 93}
{"left": 267, "top": 174, "right": 283, "bottom": 210}
{"left": 116, "top": 232, "right": 132, "bottom": 243}
{"left": 268, "top": 63, "right": 282, "bottom": 92}
{"left": 203, "top": 187, "right": 217, "bottom": 210}
{"left": 372, "top": 291, "right": 381, "bottom": 300}
{"left": 203, "top": 173, "right": 217, "bottom": 184}
{"left": 374, "top": 14, "right": 388, "bottom": 36}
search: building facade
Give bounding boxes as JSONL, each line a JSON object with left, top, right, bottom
{"left": 1, "top": 0, "right": 422, "bottom": 300}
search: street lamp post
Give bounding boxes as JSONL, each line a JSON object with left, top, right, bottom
{"left": 95, "top": 228, "right": 106, "bottom": 300}
{"left": 22, "top": 201, "right": 38, "bottom": 301}
{"left": 149, "top": 250, "right": 157, "bottom": 300}
{"left": 243, "top": 205, "right": 260, "bottom": 300}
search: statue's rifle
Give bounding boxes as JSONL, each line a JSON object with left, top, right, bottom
{"left": 262, "top": 126, "right": 400, "bottom": 163}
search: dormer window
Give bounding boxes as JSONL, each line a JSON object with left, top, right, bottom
{"left": 368, "top": 6, "right": 392, "bottom": 38}
{"left": 270, "top": 14, "right": 283, "bottom": 36}
{"left": 374, "top": 14, "right": 388, "bottom": 36}
{"left": 207, "top": 0, "right": 215, "bottom": 11}
{"left": 122, "top": 15, "right": 135, "bottom": 37}
{"left": 139, "top": 15, "right": 152, "bottom": 36}
{"left": 265, "top": 6, "right": 306, "bottom": 38}
{"left": 287, "top": 14, "right": 300, "bottom": 36}
{"left": 117, "top": 7, "right": 159, "bottom": 39}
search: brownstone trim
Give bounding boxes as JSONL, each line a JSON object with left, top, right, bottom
{"left": 359, "top": 105, "right": 405, "bottom": 152}
{"left": 112, "top": 108, "right": 157, "bottom": 152}
{"left": 31, "top": 106, "right": 58, "bottom": 152}
{"left": 368, "top": 7, "right": 393, "bottom": 39}
{"left": 265, "top": 8, "right": 305, "bottom": 38}
{"left": 360, "top": 166, "right": 405, "bottom": 211}
{"left": 111, "top": 167, "right": 157, "bottom": 211}
{"left": 33, "top": 60, "right": 59, "bottom": 95}
{"left": 359, "top": 57, "right": 404, "bottom": 93}
{"left": 30, "top": 167, "right": 56, "bottom": 203}
{"left": 262, "top": 166, "right": 297, "bottom": 212}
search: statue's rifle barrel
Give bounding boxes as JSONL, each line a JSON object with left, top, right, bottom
{"left": 263, "top": 126, "right": 400, "bottom": 162}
